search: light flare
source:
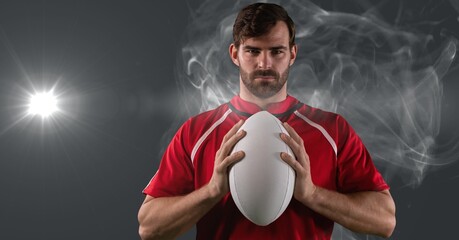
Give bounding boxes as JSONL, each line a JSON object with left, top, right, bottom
{"left": 28, "top": 91, "right": 59, "bottom": 118}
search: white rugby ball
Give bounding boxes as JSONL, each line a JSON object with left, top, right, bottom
{"left": 229, "top": 111, "right": 295, "bottom": 226}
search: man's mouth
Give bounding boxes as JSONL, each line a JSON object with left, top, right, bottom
{"left": 255, "top": 76, "right": 275, "bottom": 80}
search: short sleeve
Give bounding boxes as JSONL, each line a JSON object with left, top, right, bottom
{"left": 336, "top": 116, "right": 389, "bottom": 193}
{"left": 142, "top": 121, "right": 195, "bottom": 197}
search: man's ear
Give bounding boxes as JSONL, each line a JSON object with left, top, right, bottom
{"left": 289, "top": 44, "right": 298, "bottom": 66}
{"left": 229, "top": 43, "right": 240, "bottom": 66}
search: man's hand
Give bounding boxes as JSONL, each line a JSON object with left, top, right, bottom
{"left": 279, "top": 122, "right": 316, "bottom": 204}
{"left": 279, "top": 122, "right": 396, "bottom": 237}
{"left": 138, "top": 120, "right": 247, "bottom": 240}
{"left": 208, "top": 120, "right": 246, "bottom": 199}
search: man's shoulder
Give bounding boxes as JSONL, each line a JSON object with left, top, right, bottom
{"left": 297, "top": 104, "right": 342, "bottom": 126}
{"left": 173, "top": 103, "right": 231, "bottom": 152}
{"left": 294, "top": 104, "right": 356, "bottom": 150}
{"left": 178, "top": 103, "right": 231, "bottom": 137}
{"left": 187, "top": 103, "right": 231, "bottom": 124}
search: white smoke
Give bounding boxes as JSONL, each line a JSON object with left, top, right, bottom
{"left": 173, "top": 0, "right": 458, "bottom": 239}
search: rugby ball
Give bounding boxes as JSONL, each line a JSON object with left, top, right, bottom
{"left": 229, "top": 111, "right": 295, "bottom": 226}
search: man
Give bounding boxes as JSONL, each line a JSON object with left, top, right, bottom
{"left": 138, "top": 3, "right": 396, "bottom": 240}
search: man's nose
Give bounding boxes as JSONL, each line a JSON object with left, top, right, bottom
{"left": 257, "top": 52, "right": 272, "bottom": 69}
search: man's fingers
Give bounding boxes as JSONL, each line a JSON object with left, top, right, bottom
{"left": 283, "top": 122, "right": 304, "bottom": 146}
{"left": 280, "top": 127, "right": 309, "bottom": 167}
{"left": 216, "top": 120, "right": 245, "bottom": 162}
{"left": 222, "top": 120, "right": 245, "bottom": 143}
{"left": 280, "top": 152, "right": 303, "bottom": 174}
{"left": 217, "top": 151, "right": 245, "bottom": 172}
{"left": 280, "top": 132, "right": 302, "bottom": 156}
{"left": 220, "top": 130, "right": 246, "bottom": 157}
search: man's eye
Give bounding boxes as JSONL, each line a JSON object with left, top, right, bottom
{"left": 272, "top": 50, "right": 283, "bottom": 55}
{"left": 245, "top": 49, "right": 260, "bottom": 55}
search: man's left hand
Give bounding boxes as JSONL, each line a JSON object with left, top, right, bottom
{"left": 280, "top": 122, "right": 316, "bottom": 206}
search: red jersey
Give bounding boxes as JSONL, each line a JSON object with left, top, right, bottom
{"left": 143, "top": 95, "right": 389, "bottom": 240}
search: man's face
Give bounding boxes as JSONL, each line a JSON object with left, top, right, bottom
{"left": 230, "top": 21, "right": 297, "bottom": 99}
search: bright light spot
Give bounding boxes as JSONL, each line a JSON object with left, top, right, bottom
{"left": 28, "top": 92, "right": 58, "bottom": 117}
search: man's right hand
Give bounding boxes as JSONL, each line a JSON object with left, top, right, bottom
{"left": 208, "top": 119, "right": 246, "bottom": 199}
{"left": 138, "top": 119, "right": 247, "bottom": 240}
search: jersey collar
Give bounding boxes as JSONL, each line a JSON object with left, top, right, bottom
{"left": 228, "top": 95, "right": 303, "bottom": 118}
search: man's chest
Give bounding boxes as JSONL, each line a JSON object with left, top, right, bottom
{"left": 192, "top": 123, "right": 338, "bottom": 190}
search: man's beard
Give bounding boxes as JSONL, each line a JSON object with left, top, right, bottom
{"left": 240, "top": 67, "right": 290, "bottom": 99}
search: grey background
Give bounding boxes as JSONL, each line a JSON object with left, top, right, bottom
{"left": 0, "top": 0, "right": 458, "bottom": 239}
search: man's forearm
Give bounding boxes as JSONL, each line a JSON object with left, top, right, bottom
{"left": 302, "top": 188, "right": 396, "bottom": 238}
{"left": 138, "top": 184, "right": 222, "bottom": 240}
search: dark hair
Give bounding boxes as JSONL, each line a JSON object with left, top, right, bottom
{"left": 232, "top": 3, "right": 295, "bottom": 48}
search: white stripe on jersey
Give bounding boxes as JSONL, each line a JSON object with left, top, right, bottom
{"left": 294, "top": 110, "right": 338, "bottom": 157}
{"left": 191, "top": 109, "right": 233, "bottom": 164}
